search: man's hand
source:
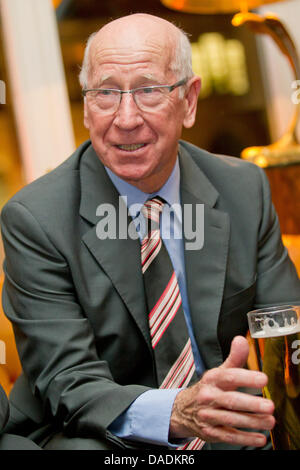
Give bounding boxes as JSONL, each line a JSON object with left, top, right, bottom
{"left": 169, "top": 336, "right": 275, "bottom": 447}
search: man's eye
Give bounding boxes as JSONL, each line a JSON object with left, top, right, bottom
{"left": 99, "top": 89, "right": 114, "bottom": 96}
{"left": 141, "top": 87, "right": 155, "bottom": 94}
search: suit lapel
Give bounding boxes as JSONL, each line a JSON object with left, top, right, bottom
{"left": 179, "top": 144, "right": 230, "bottom": 369}
{"left": 79, "top": 145, "right": 151, "bottom": 351}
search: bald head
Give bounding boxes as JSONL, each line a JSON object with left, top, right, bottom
{"left": 79, "top": 14, "right": 193, "bottom": 89}
{"left": 95, "top": 14, "right": 180, "bottom": 50}
{"left": 96, "top": 13, "right": 180, "bottom": 40}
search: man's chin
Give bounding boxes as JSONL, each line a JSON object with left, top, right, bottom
{"left": 107, "top": 160, "right": 155, "bottom": 186}
{"left": 115, "top": 170, "right": 150, "bottom": 186}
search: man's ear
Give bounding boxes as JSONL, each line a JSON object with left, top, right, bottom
{"left": 83, "top": 99, "right": 90, "bottom": 129}
{"left": 183, "top": 76, "right": 201, "bottom": 129}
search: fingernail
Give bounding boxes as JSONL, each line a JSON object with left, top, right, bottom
{"left": 256, "top": 435, "right": 266, "bottom": 446}
{"left": 254, "top": 373, "right": 267, "bottom": 387}
{"left": 260, "top": 399, "right": 273, "bottom": 412}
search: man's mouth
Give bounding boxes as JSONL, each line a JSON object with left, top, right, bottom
{"left": 115, "top": 143, "right": 147, "bottom": 152}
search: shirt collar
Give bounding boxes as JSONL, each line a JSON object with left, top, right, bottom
{"left": 105, "top": 158, "right": 181, "bottom": 219}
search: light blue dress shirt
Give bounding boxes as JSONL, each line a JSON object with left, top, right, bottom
{"left": 106, "top": 159, "right": 205, "bottom": 447}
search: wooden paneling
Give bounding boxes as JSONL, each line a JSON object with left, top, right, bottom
{"left": 265, "top": 164, "right": 300, "bottom": 234}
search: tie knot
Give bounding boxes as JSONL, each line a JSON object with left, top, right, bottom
{"left": 141, "top": 197, "right": 164, "bottom": 238}
{"left": 142, "top": 197, "right": 164, "bottom": 223}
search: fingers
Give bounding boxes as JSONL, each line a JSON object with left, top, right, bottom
{"left": 169, "top": 379, "right": 275, "bottom": 444}
{"left": 190, "top": 385, "right": 275, "bottom": 447}
{"left": 221, "top": 335, "right": 250, "bottom": 369}
{"left": 169, "top": 336, "right": 275, "bottom": 447}
{"left": 197, "top": 384, "right": 274, "bottom": 415}
{"left": 201, "top": 366, "right": 268, "bottom": 391}
{"left": 199, "top": 408, "right": 275, "bottom": 432}
{"left": 196, "top": 387, "right": 275, "bottom": 429}
{"left": 201, "top": 426, "right": 269, "bottom": 448}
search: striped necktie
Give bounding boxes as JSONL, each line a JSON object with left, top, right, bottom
{"left": 141, "top": 197, "right": 204, "bottom": 450}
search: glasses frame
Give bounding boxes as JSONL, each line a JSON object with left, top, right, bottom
{"left": 82, "top": 78, "right": 188, "bottom": 112}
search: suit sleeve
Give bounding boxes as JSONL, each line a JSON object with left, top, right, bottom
{"left": 255, "top": 166, "right": 300, "bottom": 306}
{"left": 0, "top": 385, "right": 9, "bottom": 431}
{"left": 0, "top": 201, "right": 150, "bottom": 442}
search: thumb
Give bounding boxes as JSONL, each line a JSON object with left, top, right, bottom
{"left": 221, "top": 335, "right": 249, "bottom": 369}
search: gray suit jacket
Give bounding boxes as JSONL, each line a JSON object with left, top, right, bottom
{"left": 0, "top": 384, "right": 40, "bottom": 450}
{"left": 1, "top": 140, "right": 300, "bottom": 449}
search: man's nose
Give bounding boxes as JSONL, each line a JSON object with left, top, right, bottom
{"left": 113, "top": 92, "right": 144, "bottom": 130}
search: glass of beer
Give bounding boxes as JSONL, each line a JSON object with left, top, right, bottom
{"left": 247, "top": 305, "right": 300, "bottom": 450}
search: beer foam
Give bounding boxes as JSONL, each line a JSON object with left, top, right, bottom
{"left": 251, "top": 322, "right": 300, "bottom": 338}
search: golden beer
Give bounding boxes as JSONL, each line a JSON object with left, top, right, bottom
{"left": 248, "top": 305, "right": 300, "bottom": 450}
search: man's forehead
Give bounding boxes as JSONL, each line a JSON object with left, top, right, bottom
{"left": 91, "top": 34, "right": 172, "bottom": 62}
{"left": 89, "top": 40, "right": 174, "bottom": 83}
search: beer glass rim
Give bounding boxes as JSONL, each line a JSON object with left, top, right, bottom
{"left": 247, "top": 304, "right": 299, "bottom": 318}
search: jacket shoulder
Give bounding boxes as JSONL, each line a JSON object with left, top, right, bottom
{"left": 179, "top": 140, "right": 265, "bottom": 187}
{"left": 2, "top": 140, "right": 91, "bottom": 215}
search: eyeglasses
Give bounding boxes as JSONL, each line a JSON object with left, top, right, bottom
{"left": 82, "top": 78, "right": 188, "bottom": 114}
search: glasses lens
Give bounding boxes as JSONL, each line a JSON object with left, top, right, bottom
{"left": 84, "top": 82, "right": 184, "bottom": 114}
{"left": 87, "top": 89, "right": 119, "bottom": 112}
{"left": 134, "top": 87, "right": 166, "bottom": 111}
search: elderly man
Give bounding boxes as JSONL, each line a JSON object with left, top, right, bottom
{"left": 1, "top": 13, "right": 300, "bottom": 451}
